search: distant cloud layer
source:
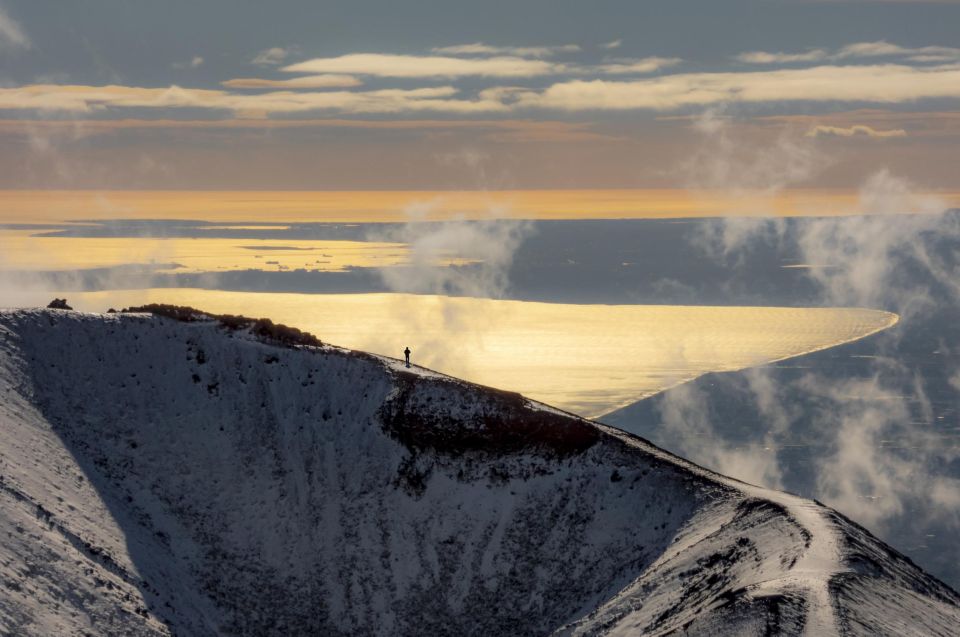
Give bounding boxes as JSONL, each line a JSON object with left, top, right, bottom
{"left": 2, "top": 34, "right": 960, "bottom": 126}
{"left": 508, "top": 64, "right": 960, "bottom": 111}
{"left": 736, "top": 40, "right": 960, "bottom": 64}
{"left": 280, "top": 52, "right": 681, "bottom": 79}
{"left": 282, "top": 53, "right": 567, "bottom": 78}
{"left": 3, "top": 61, "right": 960, "bottom": 117}
{"left": 806, "top": 124, "right": 907, "bottom": 138}
{"left": 222, "top": 74, "right": 362, "bottom": 89}
{"left": 430, "top": 43, "right": 581, "bottom": 57}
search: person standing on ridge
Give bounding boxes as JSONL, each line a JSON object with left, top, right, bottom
{"left": 404, "top": 347, "right": 411, "bottom": 368}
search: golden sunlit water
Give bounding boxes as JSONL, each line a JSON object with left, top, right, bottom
{"left": 0, "top": 231, "right": 422, "bottom": 273}
{"left": 0, "top": 190, "right": 903, "bottom": 418}
{"left": 54, "top": 289, "right": 897, "bottom": 418}
{"left": 3, "top": 189, "right": 958, "bottom": 224}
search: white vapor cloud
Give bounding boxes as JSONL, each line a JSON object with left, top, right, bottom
{"left": 652, "top": 363, "right": 960, "bottom": 536}
{"left": 808, "top": 374, "right": 934, "bottom": 527}
{"left": 652, "top": 377, "right": 787, "bottom": 490}
{"left": 172, "top": 56, "right": 204, "bottom": 70}
{"left": 607, "top": 100, "right": 960, "bottom": 587}
{"left": 797, "top": 170, "right": 949, "bottom": 311}
{"left": 682, "top": 110, "right": 824, "bottom": 198}
{"left": 680, "top": 115, "right": 950, "bottom": 312}
{"left": 364, "top": 199, "right": 534, "bottom": 374}
{"left": 375, "top": 216, "right": 532, "bottom": 298}
{"left": 600, "top": 39, "right": 622, "bottom": 50}
{"left": 680, "top": 111, "right": 825, "bottom": 256}
{"left": 806, "top": 124, "right": 907, "bottom": 138}
{"left": 0, "top": 5, "right": 29, "bottom": 50}
{"left": 252, "top": 47, "right": 289, "bottom": 66}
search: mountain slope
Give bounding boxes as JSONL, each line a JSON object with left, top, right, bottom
{"left": 0, "top": 308, "right": 957, "bottom": 636}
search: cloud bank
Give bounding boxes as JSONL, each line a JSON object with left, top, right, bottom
{"left": 4, "top": 62, "right": 960, "bottom": 116}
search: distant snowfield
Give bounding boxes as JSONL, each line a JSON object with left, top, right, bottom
{"left": 58, "top": 289, "right": 897, "bottom": 417}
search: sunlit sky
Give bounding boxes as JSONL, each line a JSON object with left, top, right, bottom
{"left": 1, "top": 0, "right": 959, "bottom": 193}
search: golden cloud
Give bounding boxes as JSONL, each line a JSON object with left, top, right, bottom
{"left": 510, "top": 64, "right": 960, "bottom": 111}
{"left": 282, "top": 53, "right": 565, "bottom": 78}
{"left": 3, "top": 63, "right": 960, "bottom": 118}
{"left": 222, "top": 75, "right": 363, "bottom": 89}
{"left": 806, "top": 124, "right": 907, "bottom": 138}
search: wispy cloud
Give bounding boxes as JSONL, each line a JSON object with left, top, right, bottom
{"left": 737, "top": 40, "right": 960, "bottom": 64}
{"left": 282, "top": 53, "right": 565, "bottom": 78}
{"left": 757, "top": 108, "right": 960, "bottom": 138}
{"left": 431, "top": 43, "right": 580, "bottom": 57}
{"left": 681, "top": 109, "right": 824, "bottom": 196}
{"left": 0, "top": 5, "right": 29, "bottom": 50}
{"left": 6, "top": 52, "right": 960, "bottom": 117}
{"left": 172, "top": 56, "right": 204, "bottom": 70}
{"left": 797, "top": 170, "right": 949, "bottom": 309}
{"left": 736, "top": 49, "right": 829, "bottom": 64}
{"left": 806, "top": 124, "right": 907, "bottom": 138}
{"left": 280, "top": 51, "right": 680, "bottom": 79}
{"left": 0, "top": 84, "right": 508, "bottom": 115}
{"left": 373, "top": 215, "right": 532, "bottom": 297}
{"left": 222, "top": 74, "right": 362, "bottom": 89}
{"left": 600, "top": 39, "right": 622, "bottom": 50}
{"left": 509, "top": 64, "right": 960, "bottom": 111}
{"left": 595, "top": 57, "right": 682, "bottom": 74}
{"left": 252, "top": 47, "right": 289, "bottom": 66}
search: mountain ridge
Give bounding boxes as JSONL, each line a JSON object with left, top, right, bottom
{"left": 0, "top": 308, "right": 957, "bottom": 636}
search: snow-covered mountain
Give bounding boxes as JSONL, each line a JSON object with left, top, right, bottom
{"left": 0, "top": 308, "right": 957, "bottom": 636}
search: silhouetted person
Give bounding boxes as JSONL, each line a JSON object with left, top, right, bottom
{"left": 404, "top": 347, "right": 411, "bottom": 368}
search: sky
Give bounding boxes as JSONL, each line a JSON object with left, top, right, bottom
{"left": 1, "top": 0, "right": 959, "bottom": 191}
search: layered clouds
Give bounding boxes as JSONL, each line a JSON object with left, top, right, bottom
{"left": 736, "top": 41, "right": 960, "bottom": 65}
{"left": 3, "top": 61, "right": 960, "bottom": 116}
{"left": 2, "top": 37, "right": 960, "bottom": 117}
{"left": 2, "top": 20, "right": 959, "bottom": 189}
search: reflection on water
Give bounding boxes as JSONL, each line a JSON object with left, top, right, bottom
{"left": 59, "top": 289, "right": 897, "bottom": 418}
{"left": 0, "top": 231, "right": 472, "bottom": 273}
{"left": 4, "top": 189, "right": 959, "bottom": 224}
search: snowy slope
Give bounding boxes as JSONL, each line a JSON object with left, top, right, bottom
{"left": 0, "top": 309, "right": 957, "bottom": 636}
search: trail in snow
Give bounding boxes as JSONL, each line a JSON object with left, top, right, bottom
{"left": 743, "top": 490, "right": 842, "bottom": 635}
{"left": 595, "top": 423, "right": 843, "bottom": 634}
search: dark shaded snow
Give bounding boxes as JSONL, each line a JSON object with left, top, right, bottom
{"left": 0, "top": 309, "right": 957, "bottom": 636}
